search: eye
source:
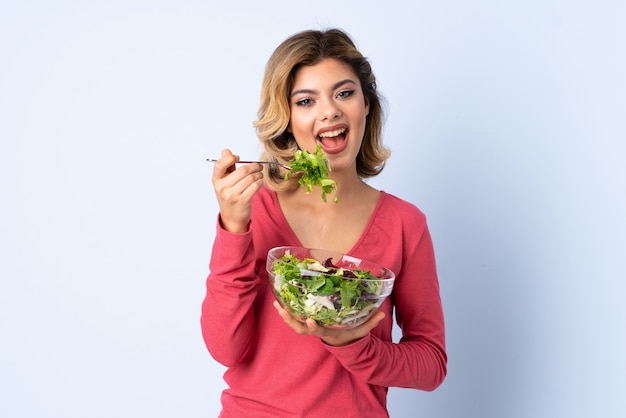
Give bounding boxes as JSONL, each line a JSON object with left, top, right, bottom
{"left": 336, "top": 89, "right": 355, "bottom": 99}
{"left": 294, "top": 97, "right": 313, "bottom": 107}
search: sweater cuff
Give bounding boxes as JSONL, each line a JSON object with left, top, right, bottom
{"left": 210, "top": 214, "right": 255, "bottom": 274}
{"left": 321, "top": 332, "right": 372, "bottom": 355}
{"left": 216, "top": 213, "right": 252, "bottom": 238}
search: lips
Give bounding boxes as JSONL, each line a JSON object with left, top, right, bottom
{"left": 317, "top": 125, "right": 348, "bottom": 154}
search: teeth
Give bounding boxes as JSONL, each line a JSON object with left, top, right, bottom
{"left": 318, "top": 128, "right": 346, "bottom": 138}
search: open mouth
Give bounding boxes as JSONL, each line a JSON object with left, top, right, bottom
{"left": 319, "top": 127, "right": 346, "bottom": 140}
{"left": 318, "top": 127, "right": 347, "bottom": 152}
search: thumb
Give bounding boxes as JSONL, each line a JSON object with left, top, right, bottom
{"left": 365, "top": 311, "right": 386, "bottom": 330}
{"left": 221, "top": 148, "right": 240, "bottom": 159}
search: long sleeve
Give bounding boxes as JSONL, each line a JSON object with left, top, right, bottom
{"left": 324, "top": 209, "right": 447, "bottom": 390}
{"left": 200, "top": 189, "right": 447, "bottom": 417}
{"left": 200, "top": 217, "right": 259, "bottom": 367}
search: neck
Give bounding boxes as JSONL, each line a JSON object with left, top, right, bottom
{"left": 286, "top": 171, "right": 376, "bottom": 209}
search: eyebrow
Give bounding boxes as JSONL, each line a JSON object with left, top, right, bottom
{"left": 290, "top": 78, "right": 357, "bottom": 98}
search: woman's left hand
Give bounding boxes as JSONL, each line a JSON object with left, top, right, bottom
{"left": 273, "top": 301, "right": 385, "bottom": 346}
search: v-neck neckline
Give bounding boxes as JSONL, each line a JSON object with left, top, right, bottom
{"left": 267, "top": 187, "right": 387, "bottom": 256}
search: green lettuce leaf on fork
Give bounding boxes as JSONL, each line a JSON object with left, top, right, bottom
{"left": 285, "top": 144, "right": 338, "bottom": 203}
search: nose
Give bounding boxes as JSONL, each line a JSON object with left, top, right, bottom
{"left": 318, "top": 98, "right": 341, "bottom": 121}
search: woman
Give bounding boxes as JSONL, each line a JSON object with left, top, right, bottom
{"left": 201, "top": 28, "right": 446, "bottom": 417}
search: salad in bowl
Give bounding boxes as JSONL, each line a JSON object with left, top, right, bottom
{"left": 267, "top": 246, "right": 395, "bottom": 329}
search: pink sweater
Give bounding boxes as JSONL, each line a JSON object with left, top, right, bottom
{"left": 201, "top": 187, "right": 446, "bottom": 418}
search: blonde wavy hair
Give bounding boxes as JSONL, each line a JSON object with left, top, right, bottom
{"left": 253, "top": 28, "right": 390, "bottom": 191}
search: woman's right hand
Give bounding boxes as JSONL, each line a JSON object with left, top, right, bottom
{"left": 212, "top": 149, "right": 264, "bottom": 234}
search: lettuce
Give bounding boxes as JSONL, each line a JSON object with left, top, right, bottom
{"left": 271, "top": 253, "right": 385, "bottom": 327}
{"left": 285, "top": 144, "right": 338, "bottom": 203}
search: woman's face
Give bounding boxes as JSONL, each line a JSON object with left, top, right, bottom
{"left": 288, "top": 58, "right": 369, "bottom": 173}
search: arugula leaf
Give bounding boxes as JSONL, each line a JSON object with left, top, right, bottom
{"left": 285, "top": 144, "right": 338, "bottom": 203}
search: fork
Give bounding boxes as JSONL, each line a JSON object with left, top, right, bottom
{"left": 206, "top": 158, "right": 291, "bottom": 170}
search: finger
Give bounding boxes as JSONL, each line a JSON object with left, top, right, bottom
{"left": 273, "top": 301, "right": 297, "bottom": 324}
{"left": 359, "top": 311, "right": 386, "bottom": 334}
{"left": 319, "top": 311, "right": 386, "bottom": 346}
{"left": 305, "top": 318, "right": 320, "bottom": 333}
{"left": 213, "top": 150, "right": 239, "bottom": 177}
{"left": 273, "top": 301, "right": 309, "bottom": 334}
{"left": 220, "top": 148, "right": 239, "bottom": 161}
{"left": 213, "top": 163, "right": 263, "bottom": 197}
{"left": 214, "top": 166, "right": 264, "bottom": 203}
{"left": 236, "top": 173, "right": 264, "bottom": 203}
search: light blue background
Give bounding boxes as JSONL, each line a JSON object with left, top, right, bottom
{"left": 1, "top": 1, "right": 624, "bottom": 417}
